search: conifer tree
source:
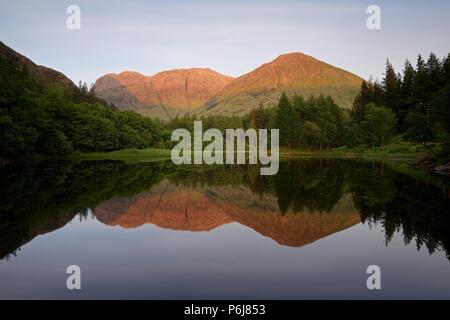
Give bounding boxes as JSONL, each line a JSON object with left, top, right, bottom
{"left": 442, "top": 53, "right": 450, "bottom": 83}
{"left": 351, "top": 81, "right": 372, "bottom": 123}
{"left": 382, "top": 59, "right": 400, "bottom": 116}
{"left": 398, "top": 60, "right": 415, "bottom": 129}
{"left": 427, "top": 53, "right": 443, "bottom": 93}
{"left": 276, "top": 93, "right": 295, "bottom": 148}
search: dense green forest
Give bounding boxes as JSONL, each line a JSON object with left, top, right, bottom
{"left": 168, "top": 52, "right": 450, "bottom": 157}
{"left": 349, "top": 53, "right": 450, "bottom": 154}
{"left": 166, "top": 95, "right": 345, "bottom": 150}
{"left": 0, "top": 56, "right": 169, "bottom": 157}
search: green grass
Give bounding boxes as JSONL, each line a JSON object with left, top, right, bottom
{"left": 61, "top": 143, "right": 448, "bottom": 187}
{"left": 68, "top": 142, "right": 430, "bottom": 162}
{"left": 279, "top": 139, "right": 437, "bottom": 162}
{"left": 66, "top": 148, "right": 172, "bottom": 161}
{"left": 66, "top": 138, "right": 440, "bottom": 171}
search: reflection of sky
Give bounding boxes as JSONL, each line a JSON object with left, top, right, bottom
{"left": 1, "top": 0, "right": 450, "bottom": 85}
{"left": 1, "top": 215, "right": 450, "bottom": 299}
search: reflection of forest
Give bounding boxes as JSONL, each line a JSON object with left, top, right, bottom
{"left": 0, "top": 159, "right": 449, "bottom": 260}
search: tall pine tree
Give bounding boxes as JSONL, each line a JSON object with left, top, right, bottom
{"left": 276, "top": 93, "right": 295, "bottom": 148}
{"left": 398, "top": 59, "right": 415, "bottom": 129}
{"left": 351, "top": 81, "right": 373, "bottom": 123}
{"left": 427, "top": 52, "right": 443, "bottom": 93}
{"left": 382, "top": 59, "right": 400, "bottom": 117}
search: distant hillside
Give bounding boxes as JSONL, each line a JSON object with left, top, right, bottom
{"left": 94, "top": 52, "right": 364, "bottom": 119}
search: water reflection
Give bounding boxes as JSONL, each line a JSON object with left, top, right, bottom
{"left": 93, "top": 181, "right": 360, "bottom": 247}
{"left": 0, "top": 159, "right": 449, "bottom": 261}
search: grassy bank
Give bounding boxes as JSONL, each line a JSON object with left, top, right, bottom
{"left": 280, "top": 141, "right": 450, "bottom": 183}
{"left": 67, "top": 140, "right": 434, "bottom": 163}
{"left": 66, "top": 148, "right": 172, "bottom": 161}
{"left": 281, "top": 139, "right": 435, "bottom": 162}
{"left": 64, "top": 147, "right": 426, "bottom": 162}
{"left": 64, "top": 141, "right": 444, "bottom": 175}
{"left": 281, "top": 149, "right": 426, "bottom": 162}
{"left": 56, "top": 143, "right": 450, "bottom": 188}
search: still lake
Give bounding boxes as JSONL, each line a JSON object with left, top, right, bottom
{"left": 0, "top": 158, "right": 449, "bottom": 299}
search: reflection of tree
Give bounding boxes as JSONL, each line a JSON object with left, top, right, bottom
{"left": 157, "top": 160, "right": 346, "bottom": 216}
{"left": 0, "top": 160, "right": 171, "bottom": 259}
{"left": 273, "top": 159, "right": 345, "bottom": 214}
{"left": 167, "top": 165, "right": 248, "bottom": 188}
{"left": 350, "top": 162, "right": 450, "bottom": 259}
{"left": 349, "top": 166, "right": 397, "bottom": 208}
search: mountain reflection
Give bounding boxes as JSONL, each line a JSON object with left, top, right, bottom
{"left": 93, "top": 181, "right": 360, "bottom": 247}
{"left": 0, "top": 159, "right": 449, "bottom": 260}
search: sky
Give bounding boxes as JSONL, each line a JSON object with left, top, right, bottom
{"left": 1, "top": 0, "right": 449, "bottom": 85}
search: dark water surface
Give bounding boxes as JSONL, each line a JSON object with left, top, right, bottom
{"left": 0, "top": 159, "right": 449, "bottom": 299}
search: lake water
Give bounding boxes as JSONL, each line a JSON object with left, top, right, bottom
{"left": 0, "top": 159, "right": 449, "bottom": 299}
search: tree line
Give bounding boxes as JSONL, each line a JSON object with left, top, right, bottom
{"left": 166, "top": 95, "right": 346, "bottom": 150}
{"left": 349, "top": 52, "right": 450, "bottom": 154}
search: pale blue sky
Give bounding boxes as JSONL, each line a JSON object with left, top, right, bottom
{"left": 1, "top": 0, "right": 449, "bottom": 85}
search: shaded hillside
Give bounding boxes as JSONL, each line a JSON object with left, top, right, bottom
{"left": 0, "top": 41, "right": 77, "bottom": 90}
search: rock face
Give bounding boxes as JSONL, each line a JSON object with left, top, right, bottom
{"left": 94, "top": 52, "right": 363, "bottom": 119}
{"left": 0, "top": 41, "right": 77, "bottom": 90}
{"left": 93, "top": 180, "right": 361, "bottom": 247}
{"left": 94, "top": 68, "right": 234, "bottom": 120}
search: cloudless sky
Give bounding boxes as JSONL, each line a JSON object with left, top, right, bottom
{"left": 1, "top": 0, "right": 449, "bottom": 85}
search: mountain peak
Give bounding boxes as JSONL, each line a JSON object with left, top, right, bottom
{"left": 117, "top": 70, "right": 145, "bottom": 77}
{"left": 273, "top": 51, "right": 315, "bottom": 60}
{"left": 257, "top": 52, "right": 320, "bottom": 69}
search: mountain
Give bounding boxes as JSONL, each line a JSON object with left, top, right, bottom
{"left": 94, "top": 180, "right": 360, "bottom": 247}
{"left": 202, "top": 52, "right": 364, "bottom": 116}
{"left": 0, "top": 41, "right": 76, "bottom": 90}
{"left": 94, "top": 52, "right": 364, "bottom": 119}
{"left": 94, "top": 68, "right": 234, "bottom": 120}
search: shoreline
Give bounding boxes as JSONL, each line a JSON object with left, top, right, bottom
{"left": 2, "top": 147, "right": 449, "bottom": 180}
